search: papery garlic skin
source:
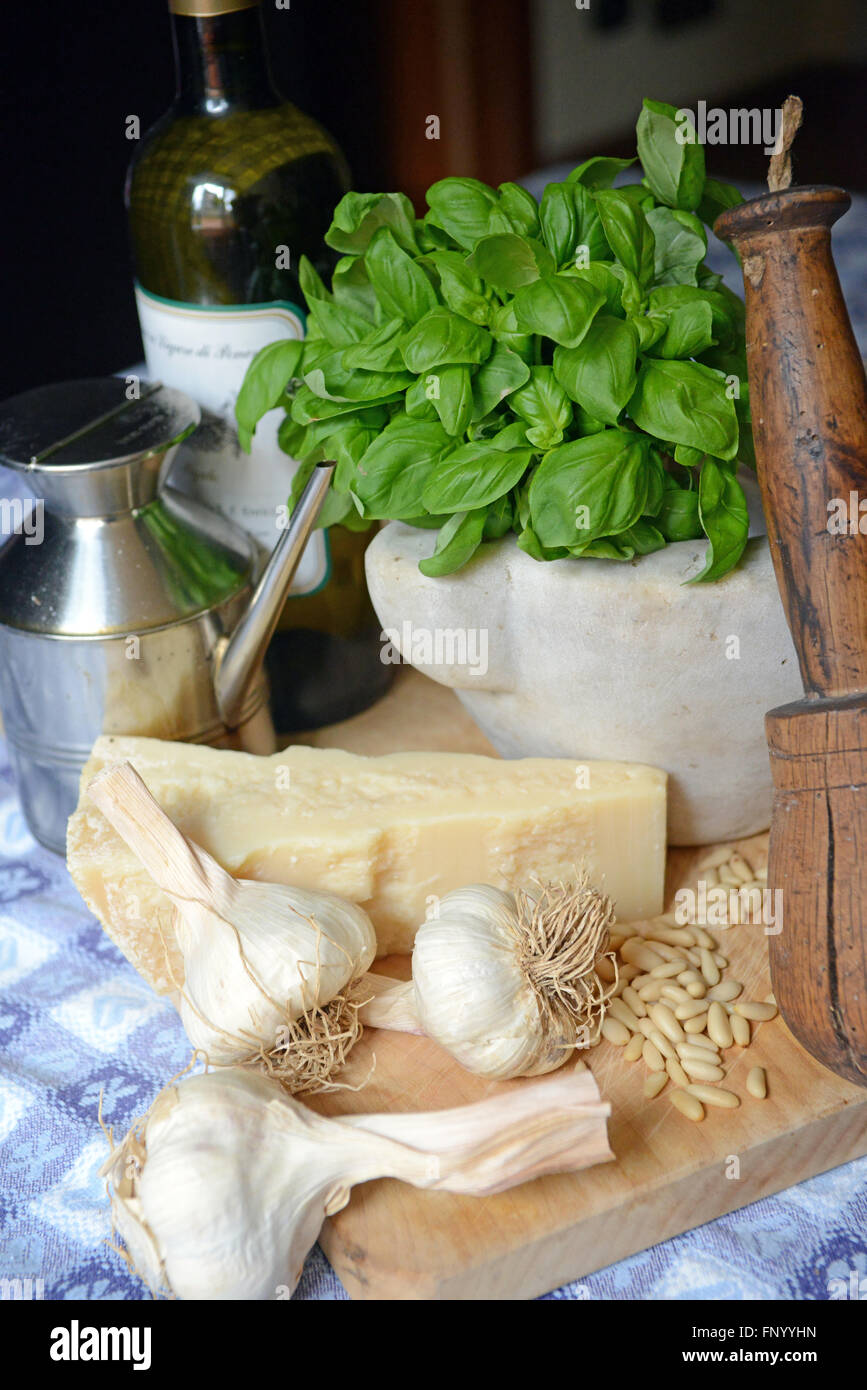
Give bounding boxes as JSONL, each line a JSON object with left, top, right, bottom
{"left": 175, "top": 882, "right": 376, "bottom": 1065}
{"left": 412, "top": 886, "right": 569, "bottom": 1079}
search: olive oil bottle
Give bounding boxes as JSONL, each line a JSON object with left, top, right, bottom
{"left": 126, "top": 0, "right": 391, "bottom": 730}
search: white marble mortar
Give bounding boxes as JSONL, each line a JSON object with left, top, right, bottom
{"left": 365, "top": 507, "right": 803, "bottom": 845}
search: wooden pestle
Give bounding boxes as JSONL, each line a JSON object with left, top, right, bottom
{"left": 716, "top": 187, "right": 867, "bottom": 1086}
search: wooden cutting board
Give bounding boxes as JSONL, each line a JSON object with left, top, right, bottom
{"left": 292, "top": 668, "right": 867, "bottom": 1301}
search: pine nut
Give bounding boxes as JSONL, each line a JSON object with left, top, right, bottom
{"left": 683, "top": 1013, "right": 709, "bottom": 1034}
{"left": 686, "top": 981, "right": 707, "bottom": 998}
{"left": 609, "top": 933, "right": 628, "bottom": 953}
{"left": 637, "top": 1018, "right": 656, "bottom": 1038}
{"left": 702, "top": 866, "right": 720, "bottom": 887}
{"left": 707, "top": 1002, "right": 734, "bottom": 1049}
{"left": 602, "top": 1017, "right": 631, "bottom": 1046}
{"left": 666, "top": 1056, "right": 690, "bottom": 1088}
{"left": 644, "top": 1072, "right": 667, "bottom": 1099}
{"left": 644, "top": 926, "right": 696, "bottom": 947}
{"left": 683, "top": 1031, "right": 719, "bottom": 1051}
{"left": 648, "top": 1028, "right": 676, "bottom": 1061}
{"left": 728, "top": 853, "right": 754, "bottom": 883}
{"left": 683, "top": 947, "right": 703, "bottom": 967}
{"left": 713, "top": 952, "right": 728, "bottom": 968}
{"left": 610, "top": 976, "right": 627, "bottom": 998}
{"left": 643, "top": 1039, "right": 665, "bottom": 1072}
{"left": 692, "top": 927, "right": 717, "bottom": 949}
{"left": 660, "top": 985, "right": 692, "bottom": 1005}
{"left": 624, "top": 1032, "right": 645, "bottom": 1062}
{"left": 630, "top": 974, "right": 654, "bottom": 990}
{"left": 697, "top": 845, "right": 735, "bottom": 870}
{"left": 746, "top": 1066, "right": 768, "bottom": 1099}
{"left": 622, "top": 986, "right": 647, "bottom": 1018}
{"left": 597, "top": 955, "right": 617, "bottom": 982}
{"left": 671, "top": 1090, "right": 705, "bottom": 1121}
{"left": 677, "top": 1043, "right": 721, "bottom": 1067}
{"left": 755, "top": 864, "right": 768, "bottom": 882}
{"left": 651, "top": 942, "right": 690, "bottom": 963}
{"left": 765, "top": 992, "right": 777, "bottom": 1006}
{"left": 677, "top": 969, "right": 704, "bottom": 985}
{"left": 675, "top": 999, "right": 709, "bottom": 1020}
{"left": 681, "top": 1059, "right": 725, "bottom": 1082}
{"left": 730, "top": 1013, "right": 751, "bottom": 1047}
{"left": 707, "top": 980, "right": 743, "bottom": 1003}
{"left": 718, "top": 865, "right": 741, "bottom": 886}
{"left": 686, "top": 1084, "right": 740, "bottom": 1109}
{"left": 620, "top": 964, "right": 641, "bottom": 982}
{"left": 734, "top": 1001, "right": 778, "bottom": 1022}
{"left": 638, "top": 981, "right": 664, "bottom": 1002}
{"left": 608, "top": 999, "right": 642, "bottom": 1033}
{"left": 620, "top": 940, "right": 667, "bottom": 972}
{"left": 700, "top": 948, "right": 720, "bottom": 986}
{"left": 651, "top": 960, "right": 688, "bottom": 979}
{"left": 649, "top": 1003, "right": 686, "bottom": 1044}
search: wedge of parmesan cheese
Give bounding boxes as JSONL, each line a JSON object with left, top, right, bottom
{"left": 67, "top": 735, "right": 666, "bottom": 994}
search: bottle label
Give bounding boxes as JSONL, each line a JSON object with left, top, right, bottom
{"left": 135, "top": 285, "right": 328, "bottom": 593}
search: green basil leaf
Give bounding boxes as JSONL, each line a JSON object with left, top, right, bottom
{"left": 644, "top": 449, "right": 667, "bottom": 517}
{"left": 298, "top": 256, "right": 331, "bottom": 305}
{"left": 594, "top": 190, "right": 656, "bottom": 290}
{"left": 326, "top": 191, "right": 419, "bottom": 255}
{"left": 571, "top": 185, "right": 612, "bottom": 264}
{"left": 646, "top": 206, "right": 707, "bottom": 287}
{"left": 636, "top": 98, "right": 705, "bottom": 211}
{"left": 692, "top": 459, "right": 749, "bottom": 581}
{"left": 646, "top": 298, "right": 714, "bottom": 358}
{"left": 490, "top": 420, "right": 529, "bottom": 450}
{"left": 235, "top": 338, "right": 304, "bottom": 451}
{"left": 428, "top": 364, "right": 475, "bottom": 437}
{"left": 509, "top": 366, "right": 572, "bottom": 448}
{"left": 516, "top": 525, "right": 571, "bottom": 561}
{"left": 331, "top": 255, "right": 380, "bottom": 323}
{"left": 418, "top": 508, "right": 488, "bottom": 576}
{"left": 496, "top": 182, "right": 541, "bottom": 238}
{"left": 566, "top": 156, "right": 636, "bottom": 190}
{"left": 422, "top": 440, "right": 532, "bottom": 512}
{"left": 400, "top": 307, "right": 493, "bottom": 373}
{"left": 573, "top": 404, "right": 607, "bottom": 435}
{"left": 657, "top": 482, "right": 703, "bottom": 541}
{"left": 529, "top": 428, "right": 651, "bottom": 545}
{"left": 649, "top": 284, "right": 737, "bottom": 351}
{"left": 560, "top": 262, "right": 624, "bottom": 316}
{"left": 291, "top": 384, "right": 400, "bottom": 426}
{"left": 341, "top": 318, "right": 407, "bottom": 371}
{"left": 487, "top": 300, "right": 534, "bottom": 358}
{"left": 365, "top": 227, "right": 439, "bottom": 323}
{"left": 303, "top": 339, "right": 413, "bottom": 403}
{"left": 553, "top": 316, "right": 638, "bottom": 425}
{"left": 353, "top": 417, "right": 453, "bottom": 519}
{"left": 426, "top": 177, "right": 499, "bottom": 251}
{"left": 673, "top": 444, "right": 706, "bottom": 467}
{"left": 306, "top": 296, "right": 372, "bottom": 348}
{"left": 619, "top": 518, "right": 667, "bottom": 554}
{"left": 467, "top": 233, "right": 554, "bottom": 293}
{"left": 511, "top": 273, "right": 605, "bottom": 347}
{"left": 628, "top": 359, "right": 739, "bottom": 460}
{"left": 421, "top": 250, "right": 490, "bottom": 324}
{"left": 539, "top": 183, "right": 579, "bottom": 266}
{"left": 698, "top": 177, "right": 744, "bottom": 231}
{"left": 483, "top": 492, "right": 514, "bottom": 539}
{"left": 471, "top": 343, "right": 531, "bottom": 420}
{"left": 404, "top": 374, "right": 441, "bottom": 420}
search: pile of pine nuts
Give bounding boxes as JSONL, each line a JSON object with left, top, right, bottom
{"left": 591, "top": 843, "right": 775, "bottom": 1123}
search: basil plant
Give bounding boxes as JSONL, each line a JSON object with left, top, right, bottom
{"left": 237, "top": 98, "right": 754, "bottom": 581}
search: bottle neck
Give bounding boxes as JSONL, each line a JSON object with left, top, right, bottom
{"left": 170, "top": 3, "right": 280, "bottom": 114}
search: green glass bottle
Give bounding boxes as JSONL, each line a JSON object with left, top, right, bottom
{"left": 126, "top": 0, "right": 391, "bottom": 731}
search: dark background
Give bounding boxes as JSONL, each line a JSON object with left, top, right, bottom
{"left": 2, "top": 0, "right": 865, "bottom": 400}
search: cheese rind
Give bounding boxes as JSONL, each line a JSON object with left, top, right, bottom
{"left": 67, "top": 735, "right": 667, "bottom": 994}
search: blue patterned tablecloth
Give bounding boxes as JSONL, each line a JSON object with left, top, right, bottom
{"left": 2, "top": 182, "right": 867, "bottom": 1302}
{"left": 0, "top": 739, "right": 865, "bottom": 1302}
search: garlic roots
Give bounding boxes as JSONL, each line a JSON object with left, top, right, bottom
{"left": 359, "top": 878, "right": 616, "bottom": 1079}
{"left": 88, "top": 762, "right": 376, "bottom": 1091}
{"left": 102, "top": 1064, "right": 613, "bottom": 1300}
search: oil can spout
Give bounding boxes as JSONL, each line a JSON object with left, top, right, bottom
{"left": 215, "top": 462, "right": 335, "bottom": 729}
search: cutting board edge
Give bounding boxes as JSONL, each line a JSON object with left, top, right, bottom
{"left": 321, "top": 1093, "right": 867, "bottom": 1300}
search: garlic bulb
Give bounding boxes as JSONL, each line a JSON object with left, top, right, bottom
{"left": 102, "top": 1064, "right": 613, "bottom": 1300}
{"left": 88, "top": 762, "right": 376, "bottom": 1091}
{"left": 360, "top": 877, "right": 616, "bottom": 1079}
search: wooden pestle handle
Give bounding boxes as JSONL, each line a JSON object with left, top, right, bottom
{"left": 717, "top": 187, "right": 867, "bottom": 699}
